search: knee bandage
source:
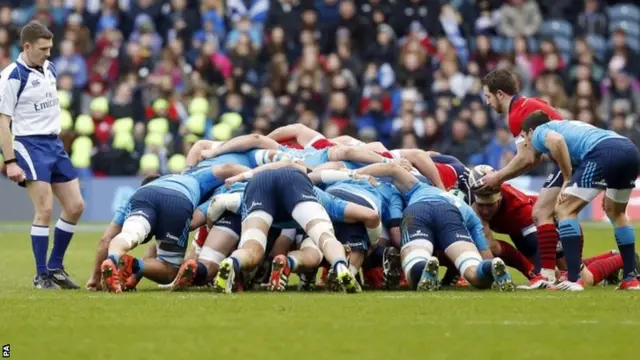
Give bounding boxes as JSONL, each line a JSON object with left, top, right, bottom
{"left": 245, "top": 210, "right": 274, "bottom": 224}
{"left": 307, "top": 221, "right": 336, "bottom": 248}
{"left": 299, "top": 237, "right": 323, "bottom": 259}
{"left": 401, "top": 249, "right": 432, "bottom": 279}
{"left": 454, "top": 251, "right": 482, "bottom": 276}
{"left": 366, "top": 222, "right": 382, "bottom": 244}
{"left": 292, "top": 201, "right": 331, "bottom": 229}
{"left": 208, "top": 193, "right": 242, "bottom": 222}
{"left": 199, "top": 247, "right": 227, "bottom": 265}
{"left": 120, "top": 216, "right": 151, "bottom": 248}
{"left": 239, "top": 228, "right": 268, "bottom": 250}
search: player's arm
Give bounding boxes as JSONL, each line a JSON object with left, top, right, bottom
{"left": 491, "top": 140, "right": 540, "bottom": 184}
{"left": 307, "top": 168, "right": 375, "bottom": 186}
{"left": 202, "top": 134, "right": 281, "bottom": 159}
{"left": 543, "top": 130, "right": 572, "bottom": 183}
{"left": 355, "top": 163, "right": 418, "bottom": 193}
{"left": 191, "top": 200, "right": 210, "bottom": 230}
{"left": 266, "top": 123, "right": 311, "bottom": 142}
{"left": 328, "top": 145, "right": 389, "bottom": 165}
{"left": 224, "top": 160, "right": 307, "bottom": 187}
{"left": 186, "top": 140, "right": 217, "bottom": 167}
{"left": 0, "top": 72, "right": 23, "bottom": 183}
{"left": 402, "top": 149, "right": 445, "bottom": 189}
{"left": 382, "top": 193, "right": 404, "bottom": 249}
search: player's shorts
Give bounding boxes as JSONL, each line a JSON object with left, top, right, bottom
{"left": 242, "top": 168, "right": 316, "bottom": 223}
{"left": 305, "top": 135, "right": 336, "bottom": 150}
{"left": 212, "top": 211, "right": 242, "bottom": 242}
{"left": 571, "top": 138, "right": 640, "bottom": 190}
{"left": 327, "top": 188, "right": 374, "bottom": 252}
{"left": 511, "top": 232, "right": 538, "bottom": 259}
{"left": 543, "top": 165, "right": 563, "bottom": 188}
{"left": 126, "top": 186, "right": 193, "bottom": 267}
{"left": 401, "top": 200, "right": 473, "bottom": 250}
{"left": 13, "top": 135, "right": 77, "bottom": 186}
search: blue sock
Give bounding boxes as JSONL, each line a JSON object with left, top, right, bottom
{"left": 409, "top": 261, "right": 426, "bottom": 290}
{"left": 475, "top": 260, "right": 493, "bottom": 282}
{"left": 193, "top": 262, "right": 209, "bottom": 286}
{"left": 558, "top": 219, "right": 582, "bottom": 282}
{"left": 286, "top": 256, "right": 297, "bottom": 270}
{"left": 48, "top": 219, "right": 76, "bottom": 270}
{"left": 332, "top": 259, "right": 347, "bottom": 272}
{"left": 31, "top": 225, "right": 50, "bottom": 276}
{"left": 230, "top": 257, "right": 241, "bottom": 273}
{"left": 615, "top": 226, "right": 637, "bottom": 280}
{"left": 132, "top": 258, "right": 145, "bottom": 279}
{"left": 107, "top": 254, "right": 120, "bottom": 268}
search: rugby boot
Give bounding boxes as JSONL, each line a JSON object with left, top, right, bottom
{"left": 517, "top": 274, "right": 556, "bottom": 290}
{"left": 101, "top": 259, "right": 122, "bottom": 293}
{"left": 298, "top": 269, "right": 317, "bottom": 291}
{"left": 491, "top": 258, "right": 516, "bottom": 292}
{"left": 382, "top": 247, "right": 401, "bottom": 290}
{"left": 416, "top": 257, "right": 440, "bottom": 291}
{"left": 336, "top": 265, "right": 362, "bottom": 293}
{"left": 49, "top": 267, "right": 80, "bottom": 289}
{"left": 171, "top": 259, "right": 198, "bottom": 291}
{"left": 33, "top": 274, "right": 58, "bottom": 289}
{"left": 213, "top": 258, "right": 236, "bottom": 294}
{"left": 617, "top": 276, "right": 640, "bottom": 290}
{"left": 268, "top": 255, "right": 291, "bottom": 291}
{"left": 363, "top": 266, "right": 385, "bottom": 290}
{"left": 316, "top": 263, "right": 330, "bottom": 289}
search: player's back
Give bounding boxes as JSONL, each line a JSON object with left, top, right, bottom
{"left": 326, "top": 179, "right": 382, "bottom": 209}
{"left": 533, "top": 120, "right": 623, "bottom": 163}
{"left": 198, "top": 152, "right": 254, "bottom": 168}
{"left": 489, "top": 184, "right": 535, "bottom": 236}
{"left": 0, "top": 58, "right": 61, "bottom": 136}
{"left": 143, "top": 174, "right": 202, "bottom": 206}
{"left": 508, "top": 96, "right": 563, "bottom": 137}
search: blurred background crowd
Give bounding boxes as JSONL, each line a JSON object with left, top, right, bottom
{"left": 0, "top": 0, "right": 639, "bottom": 177}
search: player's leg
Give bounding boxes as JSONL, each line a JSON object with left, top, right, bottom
{"left": 270, "top": 237, "right": 324, "bottom": 291}
{"left": 24, "top": 181, "right": 56, "bottom": 289}
{"left": 532, "top": 167, "right": 562, "bottom": 283}
{"left": 214, "top": 210, "right": 271, "bottom": 293}
{"left": 580, "top": 253, "right": 625, "bottom": 286}
{"left": 291, "top": 201, "right": 360, "bottom": 292}
{"left": 339, "top": 199, "right": 381, "bottom": 249}
{"left": 399, "top": 203, "right": 439, "bottom": 291}
{"left": 603, "top": 192, "right": 639, "bottom": 290}
{"left": 48, "top": 179, "right": 85, "bottom": 288}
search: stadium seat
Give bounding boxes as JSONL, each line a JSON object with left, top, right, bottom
{"left": 113, "top": 117, "right": 134, "bottom": 134}
{"left": 60, "top": 109, "right": 73, "bottom": 131}
{"left": 490, "top": 36, "right": 505, "bottom": 53}
{"left": 607, "top": 4, "right": 640, "bottom": 23}
{"left": 89, "top": 96, "right": 109, "bottom": 115}
{"left": 152, "top": 98, "right": 169, "bottom": 114}
{"left": 74, "top": 114, "right": 95, "bottom": 136}
{"left": 189, "top": 97, "right": 209, "bottom": 115}
{"left": 145, "top": 133, "right": 164, "bottom": 147}
{"left": 554, "top": 37, "right": 573, "bottom": 54}
{"left": 167, "top": 154, "right": 187, "bottom": 174}
{"left": 586, "top": 34, "right": 608, "bottom": 59}
{"left": 210, "top": 123, "right": 232, "bottom": 141}
{"left": 186, "top": 114, "right": 206, "bottom": 136}
{"left": 147, "top": 117, "right": 169, "bottom": 135}
{"left": 140, "top": 153, "right": 160, "bottom": 174}
{"left": 539, "top": 20, "right": 573, "bottom": 39}
{"left": 71, "top": 136, "right": 93, "bottom": 169}
{"left": 220, "top": 112, "right": 243, "bottom": 130}
{"left": 112, "top": 132, "right": 135, "bottom": 152}
{"left": 58, "top": 90, "right": 71, "bottom": 109}
{"left": 610, "top": 21, "right": 640, "bottom": 38}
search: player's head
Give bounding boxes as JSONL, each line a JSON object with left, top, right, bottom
{"left": 520, "top": 111, "right": 550, "bottom": 144}
{"left": 474, "top": 190, "right": 502, "bottom": 221}
{"left": 481, "top": 69, "right": 518, "bottom": 114}
{"left": 20, "top": 21, "right": 54, "bottom": 67}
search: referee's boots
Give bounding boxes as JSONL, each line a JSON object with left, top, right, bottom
{"left": 49, "top": 268, "right": 80, "bottom": 289}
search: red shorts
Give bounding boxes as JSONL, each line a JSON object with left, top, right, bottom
{"left": 435, "top": 163, "right": 458, "bottom": 190}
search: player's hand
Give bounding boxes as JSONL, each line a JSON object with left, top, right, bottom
{"left": 6, "top": 162, "right": 25, "bottom": 183}
{"left": 354, "top": 173, "right": 378, "bottom": 187}
{"left": 475, "top": 171, "right": 501, "bottom": 191}
{"left": 200, "top": 148, "right": 217, "bottom": 160}
{"left": 224, "top": 177, "right": 237, "bottom": 188}
{"left": 557, "top": 180, "right": 571, "bottom": 205}
{"left": 85, "top": 276, "right": 102, "bottom": 291}
{"left": 394, "top": 159, "right": 412, "bottom": 172}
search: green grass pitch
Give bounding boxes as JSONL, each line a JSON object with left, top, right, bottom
{"left": 0, "top": 223, "right": 639, "bottom": 360}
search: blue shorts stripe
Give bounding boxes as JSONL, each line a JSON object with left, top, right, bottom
{"left": 13, "top": 140, "right": 37, "bottom": 180}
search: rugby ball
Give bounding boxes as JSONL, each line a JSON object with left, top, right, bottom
{"left": 469, "top": 165, "right": 496, "bottom": 192}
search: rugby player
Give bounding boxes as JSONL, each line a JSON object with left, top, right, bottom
{"left": 478, "top": 69, "right": 565, "bottom": 284}
{"left": 0, "top": 21, "right": 84, "bottom": 289}
{"left": 212, "top": 165, "right": 361, "bottom": 293}
{"left": 521, "top": 112, "right": 640, "bottom": 290}
{"left": 354, "top": 163, "right": 514, "bottom": 291}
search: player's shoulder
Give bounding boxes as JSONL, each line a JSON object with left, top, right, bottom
{"left": 0, "top": 62, "right": 19, "bottom": 79}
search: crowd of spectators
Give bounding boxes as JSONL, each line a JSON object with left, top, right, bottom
{"left": 0, "top": 0, "right": 639, "bottom": 177}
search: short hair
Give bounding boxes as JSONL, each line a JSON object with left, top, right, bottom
{"left": 141, "top": 174, "right": 161, "bottom": 186}
{"left": 481, "top": 69, "right": 518, "bottom": 96}
{"left": 521, "top": 111, "right": 551, "bottom": 132}
{"left": 20, "top": 21, "right": 54, "bottom": 45}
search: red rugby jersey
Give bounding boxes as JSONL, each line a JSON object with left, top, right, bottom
{"left": 508, "top": 96, "right": 563, "bottom": 138}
